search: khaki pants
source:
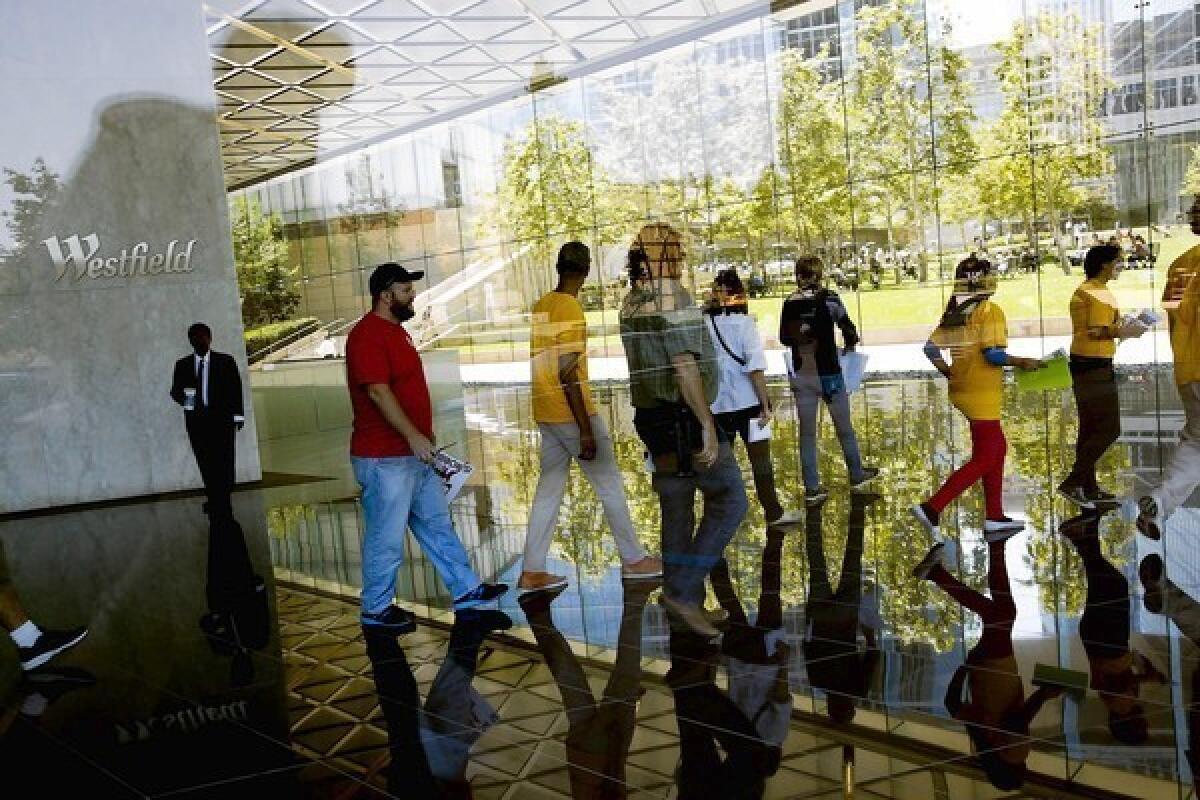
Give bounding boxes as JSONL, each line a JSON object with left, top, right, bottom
{"left": 524, "top": 415, "right": 645, "bottom": 572}
{"left": 1153, "top": 382, "right": 1200, "bottom": 521}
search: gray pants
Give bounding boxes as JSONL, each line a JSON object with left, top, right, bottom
{"left": 524, "top": 414, "right": 646, "bottom": 572}
{"left": 790, "top": 372, "right": 865, "bottom": 491}
{"left": 651, "top": 441, "right": 748, "bottom": 604}
{"left": 1151, "top": 382, "right": 1200, "bottom": 521}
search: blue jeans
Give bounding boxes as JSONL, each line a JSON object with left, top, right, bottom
{"left": 790, "top": 372, "right": 865, "bottom": 491}
{"left": 352, "top": 456, "right": 482, "bottom": 616}
{"left": 650, "top": 442, "right": 747, "bottom": 604}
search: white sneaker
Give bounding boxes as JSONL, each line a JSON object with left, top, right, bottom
{"left": 910, "top": 503, "right": 939, "bottom": 537}
{"left": 983, "top": 517, "right": 1025, "bottom": 542}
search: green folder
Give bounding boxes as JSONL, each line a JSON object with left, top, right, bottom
{"left": 1016, "top": 352, "right": 1072, "bottom": 392}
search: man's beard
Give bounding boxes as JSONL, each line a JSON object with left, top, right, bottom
{"left": 391, "top": 302, "right": 416, "bottom": 322}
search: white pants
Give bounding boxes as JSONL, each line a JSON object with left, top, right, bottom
{"left": 523, "top": 414, "right": 646, "bottom": 571}
{"left": 1151, "top": 382, "right": 1200, "bottom": 522}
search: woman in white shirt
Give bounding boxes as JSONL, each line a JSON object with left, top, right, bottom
{"left": 705, "top": 269, "right": 801, "bottom": 528}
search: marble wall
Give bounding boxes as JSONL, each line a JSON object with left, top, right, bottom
{"left": 0, "top": 1, "right": 260, "bottom": 512}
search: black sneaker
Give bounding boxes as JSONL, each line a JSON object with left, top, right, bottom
{"left": 912, "top": 543, "right": 945, "bottom": 580}
{"left": 18, "top": 667, "right": 97, "bottom": 715}
{"left": 360, "top": 605, "right": 417, "bottom": 635}
{"left": 850, "top": 467, "right": 881, "bottom": 493}
{"left": 453, "top": 582, "right": 509, "bottom": 610}
{"left": 18, "top": 626, "right": 89, "bottom": 671}
{"left": 804, "top": 487, "right": 829, "bottom": 507}
{"left": 454, "top": 608, "right": 513, "bottom": 632}
{"left": 1136, "top": 495, "right": 1161, "bottom": 540}
{"left": 1087, "top": 487, "right": 1119, "bottom": 507}
{"left": 1139, "top": 554, "right": 1165, "bottom": 614}
{"left": 1058, "top": 484, "right": 1095, "bottom": 509}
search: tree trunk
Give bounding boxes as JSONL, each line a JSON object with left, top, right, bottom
{"left": 1049, "top": 208, "right": 1071, "bottom": 275}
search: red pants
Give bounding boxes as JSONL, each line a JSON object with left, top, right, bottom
{"left": 930, "top": 419, "right": 1007, "bottom": 519}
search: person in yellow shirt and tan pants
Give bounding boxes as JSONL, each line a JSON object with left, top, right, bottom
{"left": 1060, "top": 245, "right": 1125, "bottom": 508}
{"left": 520, "top": 242, "right": 663, "bottom": 593}
{"left": 1137, "top": 197, "right": 1200, "bottom": 539}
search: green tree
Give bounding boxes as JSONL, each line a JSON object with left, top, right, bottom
{"left": 973, "top": 11, "right": 1112, "bottom": 273}
{"left": 774, "top": 48, "right": 852, "bottom": 251}
{"left": 230, "top": 196, "right": 300, "bottom": 329}
{"left": 846, "top": 0, "right": 977, "bottom": 280}
{"left": 1183, "top": 142, "right": 1200, "bottom": 198}
{"left": 1, "top": 157, "right": 63, "bottom": 264}
{"left": 489, "top": 113, "right": 632, "bottom": 303}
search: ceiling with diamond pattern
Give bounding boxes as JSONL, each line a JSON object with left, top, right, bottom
{"left": 206, "top": 0, "right": 765, "bottom": 189}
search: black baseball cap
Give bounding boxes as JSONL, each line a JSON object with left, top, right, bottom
{"left": 368, "top": 262, "right": 425, "bottom": 298}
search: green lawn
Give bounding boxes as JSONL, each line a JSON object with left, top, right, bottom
{"left": 438, "top": 264, "right": 1168, "bottom": 360}
{"left": 585, "top": 265, "right": 1166, "bottom": 334}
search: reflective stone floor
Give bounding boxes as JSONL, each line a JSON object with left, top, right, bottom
{"left": 2, "top": 372, "right": 1196, "bottom": 797}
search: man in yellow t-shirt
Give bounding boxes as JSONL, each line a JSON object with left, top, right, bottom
{"left": 1137, "top": 198, "right": 1200, "bottom": 539}
{"left": 520, "top": 242, "right": 662, "bottom": 593}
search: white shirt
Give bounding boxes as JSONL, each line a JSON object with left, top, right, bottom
{"left": 193, "top": 353, "right": 209, "bottom": 407}
{"left": 706, "top": 312, "right": 767, "bottom": 414}
{"left": 193, "top": 352, "right": 244, "bottom": 422}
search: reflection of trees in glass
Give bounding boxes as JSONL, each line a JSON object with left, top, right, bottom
{"left": 1183, "top": 144, "right": 1200, "bottom": 198}
{"left": 1, "top": 157, "right": 63, "bottom": 263}
{"left": 973, "top": 11, "right": 1111, "bottom": 269}
{"left": 336, "top": 151, "right": 402, "bottom": 218}
{"left": 846, "top": 1, "right": 977, "bottom": 278}
{"left": 488, "top": 114, "right": 632, "bottom": 302}
{"left": 1005, "top": 389, "right": 1132, "bottom": 614}
{"left": 479, "top": 377, "right": 1133, "bottom": 652}
{"left": 229, "top": 196, "right": 301, "bottom": 329}
{"left": 774, "top": 48, "right": 851, "bottom": 250}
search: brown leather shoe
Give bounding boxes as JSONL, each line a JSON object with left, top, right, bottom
{"left": 659, "top": 594, "right": 719, "bottom": 638}
{"left": 621, "top": 556, "right": 663, "bottom": 579}
{"left": 517, "top": 571, "right": 569, "bottom": 593}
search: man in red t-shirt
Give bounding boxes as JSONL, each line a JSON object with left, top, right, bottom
{"left": 346, "top": 263, "right": 507, "bottom": 634}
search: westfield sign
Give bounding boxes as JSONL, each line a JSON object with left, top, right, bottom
{"left": 42, "top": 233, "right": 197, "bottom": 282}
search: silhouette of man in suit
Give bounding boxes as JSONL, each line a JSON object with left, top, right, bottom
{"left": 170, "top": 322, "right": 244, "bottom": 516}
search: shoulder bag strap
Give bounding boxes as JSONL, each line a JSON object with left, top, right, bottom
{"left": 707, "top": 314, "right": 747, "bottom": 367}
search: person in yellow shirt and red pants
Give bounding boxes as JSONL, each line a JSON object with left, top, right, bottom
{"left": 1059, "top": 244, "right": 1125, "bottom": 508}
{"left": 911, "top": 256, "right": 1043, "bottom": 540}
{"left": 1137, "top": 197, "right": 1200, "bottom": 539}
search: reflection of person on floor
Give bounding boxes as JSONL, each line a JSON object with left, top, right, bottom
{"left": 199, "top": 514, "right": 268, "bottom": 688}
{"left": 346, "top": 263, "right": 507, "bottom": 634}
{"left": 519, "top": 578, "right": 657, "bottom": 797}
{"left": 710, "top": 528, "right": 791, "bottom": 764}
{"left": 1140, "top": 553, "right": 1200, "bottom": 792}
{"left": 779, "top": 256, "right": 879, "bottom": 507}
{"left": 1060, "top": 245, "right": 1130, "bottom": 509}
{"left": 521, "top": 241, "right": 663, "bottom": 593}
{"left": 802, "top": 499, "right": 881, "bottom": 724}
{"left": 667, "top": 629, "right": 775, "bottom": 799}
{"left": 912, "top": 531, "right": 1059, "bottom": 790}
{"left": 619, "top": 223, "right": 747, "bottom": 638}
{"left": 1060, "top": 513, "right": 1160, "bottom": 745}
{"left": 705, "top": 268, "right": 801, "bottom": 528}
{"left": 169, "top": 322, "right": 245, "bottom": 518}
{"left": 0, "top": 666, "right": 97, "bottom": 793}
{"left": 363, "top": 609, "right": 512, "bottom": 799}
{"left": 913, "top": 256, "right": 1041, "bottom": 539}
{"left": 1138, "top": 198, "right": 1200, "bottom": 539}
{"left": 0, "top": 539, "right": 88, "bottom": 672}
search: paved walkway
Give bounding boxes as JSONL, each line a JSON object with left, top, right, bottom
{"left": 461, "top": 330, "right": 1175, "bottom": 384}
